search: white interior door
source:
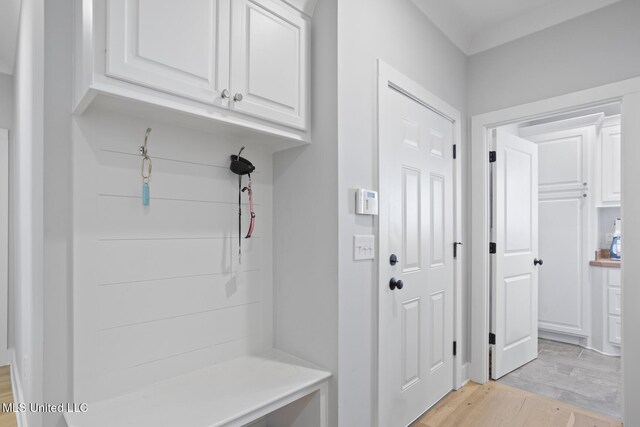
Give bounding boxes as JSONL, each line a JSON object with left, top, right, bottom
{"left": 379, "top": 85, "right": 454, "bottom": 426}
{"left": 491, "top": 130, "right": 539, "bottom": 379}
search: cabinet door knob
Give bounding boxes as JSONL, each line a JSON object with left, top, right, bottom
{"left": 234, "top": 93, "right": 244, "bottom": 102}
{"left": 534, "top": 258, "right": 543, "bottom": 266}
{"left": 221, "top": 89, "right": 230, "bottom": 99}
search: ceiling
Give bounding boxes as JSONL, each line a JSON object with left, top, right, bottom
{"left": 0, "top": 0, "right": 623, "bottom": 72}
{"left": 0, "top": 0, "right": 22, "bottom": 75}
{"left": 411, "top": 0, "right": 621, "bottom": 55}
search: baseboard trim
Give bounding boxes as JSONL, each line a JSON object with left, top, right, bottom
{"left": 10, "top": 349, "right": 27, "bottom": 427}
{"left": 539, "top": 330, "right": 621, "bottom": 356}
{"left": 460, "top": 362, "right": 470, "bottom": 387}
{"left": 453, "top": 362, "right": 471, "bottom": 390}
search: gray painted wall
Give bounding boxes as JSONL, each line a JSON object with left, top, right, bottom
{"left": 468, "top": 0, "right": 640, "bottom": 115}
{"left": 0, "top": 74, "right": 13, "bottom": 131}
{"left": 273, "top": 0, "right": 339, "bottom": 425}
{"left": 337, "top": 0, "right": 468, "bottom": 424}
{"left": 43, "top": 0, "right": 72, "bottom": 425}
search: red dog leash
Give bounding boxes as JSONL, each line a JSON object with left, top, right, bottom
{"left": 242, "top": 175, "right": 255, "bottom": 239}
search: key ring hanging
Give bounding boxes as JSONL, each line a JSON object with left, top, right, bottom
{"left": 140, "top": 128, "right": 152, "bottom": 206}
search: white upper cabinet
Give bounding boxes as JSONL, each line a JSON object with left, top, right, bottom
{"left": 107, "top": 0, "right": 231, "bottom": 107}
{"left": 527, "top": 128, "right": 590, "bottom": 194}
{"left": 599, "top": 117, "right": 621, "bottom": 206}
{"left": 230, "top": 0, "right": 308, "bottom": 129}
{"left": 76, "top": 0, "right": 314, "bottom": 146}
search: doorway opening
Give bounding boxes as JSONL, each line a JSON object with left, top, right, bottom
{"left": 487, "top": 103, "right": 622, "bottom": 418}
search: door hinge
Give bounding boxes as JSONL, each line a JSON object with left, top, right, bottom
{"left": 453, "top": 242, "right": 463, "bottom": 259}
{"left": 489, "top": 151, "right": 497, "bottom": 163}
{"left": 453, "top": 341, "right": 457, "bottom": 356}
{"left": 489, "top": 242, "right": 497, "bottom": 254}
{"left": 489, "top": 333, "right": 496, "bottom": 345}
{"left": 453, "top": 144, "right": 457, "bottom": 159}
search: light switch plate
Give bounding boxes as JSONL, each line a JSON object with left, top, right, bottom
{"left": 354, "top": 235, "right": 375, "bottom": 261}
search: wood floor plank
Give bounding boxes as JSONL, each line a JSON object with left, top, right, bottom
{"left": 0, "top": 365, "right": 17, "bottom": 427}
{"left": 415, "top": 381, "right": 481, "bottom": 426}
{"left": 415, "top": 381, "right": 623, "bottom": 427}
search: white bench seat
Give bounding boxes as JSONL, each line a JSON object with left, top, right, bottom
{"left": 64, "top": 350, "right": 331, "bottom": 427}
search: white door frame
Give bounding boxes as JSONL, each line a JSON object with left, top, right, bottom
{"left": 377, "top": 60, "right": 465, "bottom": 398}
{"left": 0, "top": 129, "right": 9, "bottom": 366}
{"left": 470, "top": 76, "right": 640, "bottom": 423}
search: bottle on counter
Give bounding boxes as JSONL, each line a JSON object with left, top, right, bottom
{"left": 610, "top": 218, "right": 622, "bottom": 261}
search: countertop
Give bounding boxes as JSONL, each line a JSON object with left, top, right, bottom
{"left": 590, "top": 249, "right": 621, "bottom": 268}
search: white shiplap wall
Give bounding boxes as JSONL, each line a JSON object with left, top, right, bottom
{"left": 72, "top": 108, "right": 273, "bottom": 402}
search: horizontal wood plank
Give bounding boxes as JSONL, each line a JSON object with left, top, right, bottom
{"left": 98, "top": 270, "right": 262, "bottom": 329}
{"left": 96, "top": 237, "right": 261, "bottom": 284}
{"left": 97, "top": 195, "right": 263, "bottom": 239}
{"left": 99, "top": 303, "right": 262, "bottom": 372}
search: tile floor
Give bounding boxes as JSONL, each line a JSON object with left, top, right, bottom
{"left": 498, "top": 338, "right": 621, "bottom": 419}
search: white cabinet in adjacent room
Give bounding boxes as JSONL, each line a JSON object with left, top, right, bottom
{"left": 598, "top": 116, "right": 621, "bottom": 206}
{"left": 523, "top": 127, "right": 592, "bottom": 338}
{"left": 591, "top": 266, "right": 621, "bottom": 355}
{"left": 231, "top": 0, "right": 309, "bottom": 129}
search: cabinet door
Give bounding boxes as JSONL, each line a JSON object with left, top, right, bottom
{"left": 107, "top": 0, "right": 231, "bottom": 106}
{"left": 600, "top": 124, "right": 621, "bottom": 205}
{"left": 538, "top": 192, "right": 589, "bottom": 336}
{"left": 608, "top": 315, "right": 621, "bottom": 345}
{"left": 608, "top": 287, "right": 621, "bottom": 316}
{"left": 230, "top": 0, "right": 309, "bottom": 130}
{"left": 534, "top": 129, "right": 590, "bottom": 193}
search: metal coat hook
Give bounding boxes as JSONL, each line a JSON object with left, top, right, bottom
{"left": 140, "top": 128, "right": 152, "bottom": 206}
{"left": 140, "top": 128, "right": 151, "bottom": 157}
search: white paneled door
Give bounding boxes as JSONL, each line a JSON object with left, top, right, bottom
{"left": 379, "top": 85, "right": 454, "bottom": 426}
{"left": 491, "top": 130, "right": 539, "bottom": 379}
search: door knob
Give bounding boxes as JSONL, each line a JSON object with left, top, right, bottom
{"left": 389, "top": 278, "right": 404, "bottom": 290}
{"left": 389, "top": 254, "right": 399, "bottom": 266}
{"left": 534, "top": 258, "right": 543, "bottom": 266}
{"left": 221, "top": 89, "right": 230, "bottom": 99}
{"left": 234, "top": 93, "right": 244, "bottom": 102}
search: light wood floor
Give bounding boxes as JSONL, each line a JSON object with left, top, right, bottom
{"left": 0, "top": 365, "right": 16, "bottom": 427}
{"left": 414, "top": 381, "right": 623, "bottom": 427}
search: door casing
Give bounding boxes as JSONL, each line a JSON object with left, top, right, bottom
{"left": 470, "top": 77, "right": 640, "bottom": 425}
{"left": 376, "top": 60, "right": 465, "bottom": 426}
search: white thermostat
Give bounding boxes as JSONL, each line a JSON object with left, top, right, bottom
{"left": 356, "top": 189, "right": 378, "bottom": 215}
